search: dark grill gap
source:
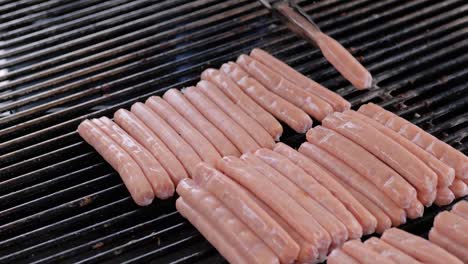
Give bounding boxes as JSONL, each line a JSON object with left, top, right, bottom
{"left": 0, "top": 0, "right": 466, "bottom": 263}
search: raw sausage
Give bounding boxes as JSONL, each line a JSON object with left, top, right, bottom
{"left": 216, "top": 156, "right": 331, "bottom": 256}
{"left": 176, "top": 198, "right": 248, "bottom": 264}
{"left": 323, "top": 112, "right": 437, "bottom": 206}
{"left": 434, "top": 187, "right": 455, "bottom": 206}
{"left": 176, "top": 179, "right": 279, "bottom": 264}
{"left": 131, "top": 102, "right": 202, "bottom": 177}
{"left": 298, "top": 142, "right": 406, "bottom": 226}
{"left": 255, "top": 148, "right": 362, "bottom": 240}
{"left": 77, "top": 120, "right": 154, "bottom": 206}
{"left": 449, "top": 179, "right": 468, "bottom": 198}
{"left": 348, "top": 110, "right": 454, "bottom": 188}
{"left": 183, "top": 86, "right": 260, "bottom": 153}
{"left": 114, "top": 109, "right": 188, "bottom": 185}
{"left": 306, "top": 126, "right": 417, "bottom": 209}
{"left": 221, "top": 62, "right": 312, "bottom": 133}
{"left": 193, "top": 162, "right": 300, "bottom": 263}
{"left": 241, "top": 152, "right": 343, "bottom": 251}
{"left": 197, "top": 80, "right": 274, "bottom": 149}
{"left": 342, "top": 240, "right": 396, "bottom": 264}
{"left": 145, "top": 96, "right": 221, "bottom": 165}
{"left": 363, "top": 237, "right": 421, "bottom": 264}
{"left": 250, "top": 48, "right": 351, "bottom": 112}
{"left": 237, "top": 54, "right": 333, "bottom": 120}
{"left": 429, "top": 228, "right": 468, "bottom": 263}
{"left": 163, "top": 88, "right": 240, "bottom": 157}
{"left": 452, "top": 200, "right": 468, "bottom": 220}
{"left": 358, "top": 103, "right": 468, "bottom": 180}
{"left": 327, "top": 249, "right": 359, "bottom": 264}
{"left": 201, "top": 68, "right": 282, "bottom": 140}
{"left": 433, "top": 211, "right": 468, "bottom": 247}
{"left": 381, "top": 228, "right": 463, "bottom": 264}
{"left": 274, "top": 142, "right": 377, "bottom": 235}
{"left": 405, "top": 199, "right": 424, "bottom": 220}
{"left": 93, "top": 117, "right": 174, "bottom": 199}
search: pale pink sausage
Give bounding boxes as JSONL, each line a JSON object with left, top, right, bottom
{"left": 255, "top": 148, "right": 362, "bottom": 240}
{"left": 342, "top": 240, "right": 396, "bottom": 264}
{"left": 449, "top": 179, "right": 468, "bottom": 198}
{"left": 176, "top": 179, "right": 279, "bottom": 264}
{"left": 358, "top": 103, "right": 468, "bottom": 180}
{"left": 429, "top": 228, "right": 468, "bottom": 263}
{"left": 176, "top": 198, "right": 248, "bottom": 264}
{"left": 381, "top": 228, "right": 463, "bottom": 264}
{"left": 221, "top": 62, "right": 312, "bottom": 133}
{"left": 193, "top": 162, "right": 300, "bottom": 263}
{"left": 216, "top": 156, "right": 331, "bottom": 256}
{"left": 201, "top": 68, "right": 282, "bottom": 140}
{"left": 145, "top": 96, "right": 221, "bottom": 165}
{"left": 323, "top": 112, "right": 437, "bottom": 206}
{"left": 250, "top": 48, "right": 351, "bottom": 112}
{"left": 163, "top": 89, "right": 240, "bottom": 157}
{"left": 183, "top": 86, "right": 260, "bottom": 154}
{"left": 306, "top": 126, "right": 417, "bottom": 209}
{"left": 240, "top": 183, "right": 320, "bottom": 263}
{"left": 114, "top": 109, "right": 188, "bottom": 185}
{"left": 274, "top": 142, "right": 377, "bottom": 235}
{"left": 197, "top": 80, "right": 275, "bottom": 149}
{"left": 327, "top": 249, "right": 360, "bottom": 264}
{"left": 434, "top": 187, "right": 455, "bottom": 206}
{"left": 77, "top": 120, "right": 154, "bottom": 206}
{"left": 348, "top": 110, "right": 454, "bottom": 188}
{"left": 433, "top": 211, "right": 468, "bottom": 247}
{"left": 131, "top": 102, "right": 202, "bottom": 177}
{"left": 237, "top": 54, "right": 333, "bottom": 121}
{"left": 93, "top": 117, "right": 174, "bottom": 199}
{"left": 298, "top": 142, "right": 406, "bottom": 226}
{"left": 452, "top": 200, "right": 468, "bottom": 220}
{"left": 241, "top": 152, "right": 344, "bottom": 251}
{"left": 363, "top": 237, "right": 421, "bottom": 264}
{"left": 405, "top": 199, "right": 424, "bottom": 219}
{"left": 314, "top": 32, "right": 373, "bottom": 90}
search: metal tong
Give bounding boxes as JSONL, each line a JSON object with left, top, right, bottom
{"left": 259, "top": 0, "right": 376, "bottom": 90}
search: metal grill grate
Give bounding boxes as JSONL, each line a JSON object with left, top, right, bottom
{"left": 0, "top": 0, "right": 466, "bottom": 263}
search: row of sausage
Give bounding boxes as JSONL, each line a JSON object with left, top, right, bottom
{"left": 78, "top": 48, "right": 350, "bottom": 205}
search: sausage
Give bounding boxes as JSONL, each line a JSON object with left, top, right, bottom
{"left": 241, "top": 152, "right": 344, "bottom": 251}
{"left": 327, "top": 249, "right": 360, "bottom": 264}
{"left": 216, "top": 156, "right": 331, "bottom": 257}
{"left": 298, "top": 142, "right": 406, "bottom": 226}
{"left": 405, "top": 199, "right": 424, "bottom": 219}
{"left": 240, "top": 183, "right": 321, "bottom": 263}
{"left": 114, "top": 109, "right": 188, "bottom": 185}
{"left": 449, "top": 179, "right": 468, "bottom": 198}
{"left": 93, "top": 117, "right": 174, "bottom": 199}
{"left": 201, "top": 68, "right": 282, "bottom": 140}
{"left": 429, "top": 228, "right": 468, "bottom": 263}
{"left": 348, "top": 110, "right": 454, "bottom": 188}
{"left": 182, "top": 86, "right": 260, "bottom": 153}
{"left": 131, "top": 102, "right": 202, "bottom": 177}
{"left": 163, "top": 89, "right": 240, "bottom": 157}
{"left": 254, "top": 148, "right": 362, "bottom": 240}
{"left": 197, "top": 80, "right": 275, "bottom": 149}
{"left": 433, "top": 211, "right": 468, "bottom": 247}
{"left": 381, "top": 228, "right": 463, "bottom": 264}
{"left": 145, "top": 96, "right": 221, "bottom": 165}
{"left": 342, "top": 240, "right": 396, "bottom": 264}
{"left": 77, "top": 120, "right": 154, "bottom": 206}
{"left": 221, "top": 62, "right": 312, "bottom": 133}
{"left": 323, "top": 112, "right": 437, "bottom": 206}
{"left": 306, "top": 126, "right": 417, "bottom": 209}
{"left": 434, "top": 187, "right": 455, "bottom": 206}
{"left": 363, "top": 237, "right": 421, "bottom": 264}
{"left": 250, "top": 48, "right": 351, "bottom": 112}
{"left": 274, "top": 142, "right": 377, "bottom": 235}
{"left": 452, "top": 200, "right": 468, "bottom": 220}
{"left": 176, "top": 198, "right": 248, "bottom": 264}
{"left": 358, "top": 103, "right": 468, "bottom": 180}
{"left": 176, "top": 179, "right": 279, "bottom": 264}
{"left": 236, "top": 54, "right": 333, "bottom": 121}
{"left": 193, "top": 162, "right": 300, "bottom": 263}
